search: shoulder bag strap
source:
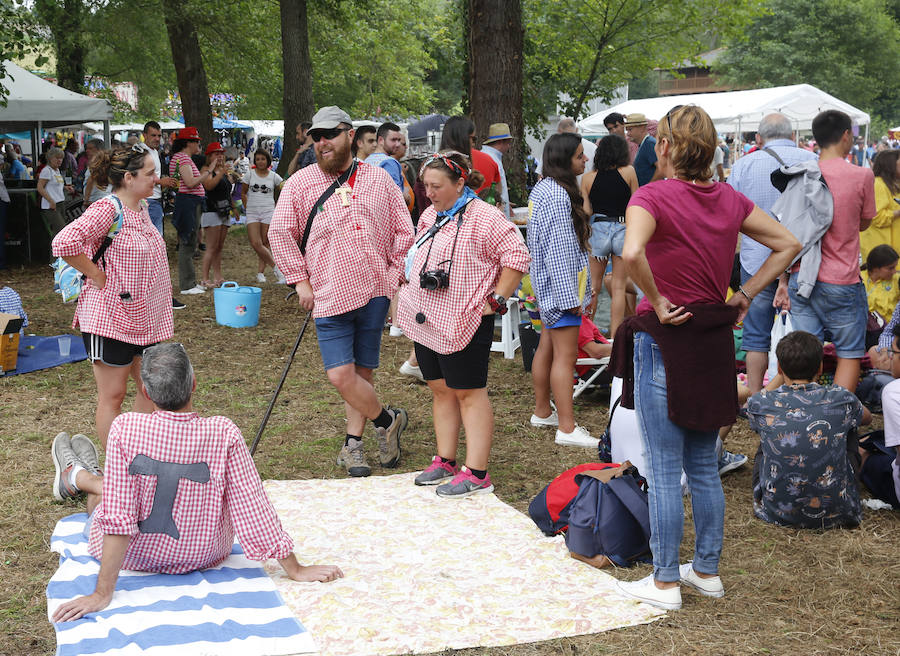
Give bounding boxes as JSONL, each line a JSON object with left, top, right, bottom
{"left": 606, "top": 476, "right": 651, "bottom": 541}
{"left": 761, "top": 147, "right": 787, "bottom": 167}
{"left": 300, "top": 159, "right": 357, "bottom": 255}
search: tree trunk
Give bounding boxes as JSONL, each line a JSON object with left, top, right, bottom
{"left": 161, "top": 0, "right": 214, "bottom": 145}
{"left": 35, "top": 0, "right": 85, "bottom": 92}
{"left": 466, "top": 0, "right": 524, "bottom": 203}
{"left": 277, "top": 0, "right": 315, "bottom": 178}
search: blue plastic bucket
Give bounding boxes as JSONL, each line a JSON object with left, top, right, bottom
{"left": 214, "top": 282, "right": 261, "bottom": 328}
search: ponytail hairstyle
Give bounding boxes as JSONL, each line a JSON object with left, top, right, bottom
{"left": 541, "top": 132, "right": 590, "bottom": 252}
{"left": 420, "top": 150, "right": 484, "bottom": 191}
{"left": 89, "top": 147, "right": 111, "bottom": 188}
{"left": 862, "top": 244, "right": 899, "bottom": 271}
{"left": 97, "top": 146, "right": 149, "bottom": 190}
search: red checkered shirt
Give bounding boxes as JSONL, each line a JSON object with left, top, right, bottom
{"left": 268, "top": 161, "right": 414, "bottom": 318}
{"left": 89, "top": 411, "right": 295, "bottom": 573}
{"left": 52, "top": 196, "right": 174, "bottom": 345}
{"left": 170, "top": 152, "right": 205, "bottom": 196}
{"left": 396, "top": 199, "right": 530, "bottom": 354}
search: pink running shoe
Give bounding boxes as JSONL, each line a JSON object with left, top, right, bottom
{"left": 414, "top": 456, "right": 460, "bottom": 486}
{"left": 435, "top": 467, "right": 494, "bottom": 498}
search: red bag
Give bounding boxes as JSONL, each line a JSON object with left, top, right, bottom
{"left": 528, "top": 463, "right": 621, "bottom": 536}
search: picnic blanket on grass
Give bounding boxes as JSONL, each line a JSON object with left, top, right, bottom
{"left": 263, "top": 472, "right": 665, "bottom": 656}
{"left": 2, "top": 335, "right": 87, "bottom": 376}
{"left": 46, "top": 513, "right": 317, "bottom": 656}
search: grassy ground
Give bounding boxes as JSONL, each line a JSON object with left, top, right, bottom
{"left": 1, "top": 226, "right": 899, "bottom": 656}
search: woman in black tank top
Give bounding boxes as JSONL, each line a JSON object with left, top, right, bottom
{"left": 580, "top": 135, "right": 638, "bottom": 337}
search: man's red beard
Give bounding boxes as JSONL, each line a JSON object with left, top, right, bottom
{"left": 316, "top": 138, "right": 352, "bottom": 174}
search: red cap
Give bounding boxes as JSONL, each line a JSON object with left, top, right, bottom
{"left": 205, "top": 142, "right": 224, "bottom": 155}
{"left": 176, "top": 126, "right": 201, "bottom": 141}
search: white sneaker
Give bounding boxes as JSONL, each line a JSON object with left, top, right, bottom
{"left": 615, "top": 574, "right": 682, "bottom": 611}
{"left": 180, "top": 285, "right": 206, "bottom": 295}
{"left": 256, "top": 272, "right": 267, "bottom": 283}
{"left": 399, "top": 360, "right": 425, "bottom": 382}
{"left": 389, "top": 325, "right": 405, "bottom": 337}
{"left": 273, "top": 266, "right": 287, "bottom": 285}
{"left": 555, "top": 425, "right": 599, "bottom": 448}
{"left": 679, "top": 562, "right": 724, "bottom": 598}
{"left": 530, "top": 400, "right": 558, "bottom": 427}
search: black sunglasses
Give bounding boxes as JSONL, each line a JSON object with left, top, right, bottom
{"left": 664, "top": 105, "right": 685, "bottom": 136}
{"left": 309, "top": 127, "right": 350, "bottom": 143}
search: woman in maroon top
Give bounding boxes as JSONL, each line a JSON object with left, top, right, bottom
{"left": 613, "top": 105, "right": 800, "bottom": 611}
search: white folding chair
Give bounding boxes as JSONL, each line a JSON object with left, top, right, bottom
{"left": 572, "top": 356, "right": 610, "bottom": 399}
{"left": 490, "top": 296, "right": 521, "bottom": 359}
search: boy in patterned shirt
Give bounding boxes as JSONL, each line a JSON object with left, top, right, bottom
{"left": 51, "top": 343, "right": 342, "bottom": 623}
{"left": 746, "top": 331, "right": 870, "bottom": 529}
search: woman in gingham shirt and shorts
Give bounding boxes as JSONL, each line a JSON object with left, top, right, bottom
{"left": 397, "top": 151, "right": 530, "bottom": 498}
{"left": 52, "top": 146, "right": 174, "bottom": 447}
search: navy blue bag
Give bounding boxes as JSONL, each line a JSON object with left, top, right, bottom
{"left": 564, "top": 463, "right": 652, "bottom": 568}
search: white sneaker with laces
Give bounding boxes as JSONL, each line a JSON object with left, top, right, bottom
{"left": 615, "top": 574, "right": 682, "bottom": 611}
{"left": 399, "top": 361, "right": 425, "bottom": 382}
{"left": 530, "top": 400, "right": 558, "bottom": 427}
{"left": 256, "top": 272, "right": 267, "bottom": 283}
{"left": 555, "top": 425, "right": 599, "bottom": 448}
{"left": 389, "top": 325, "right": 405, "bottom": 337}
{"left": 180, "top": 285, "right": 206, "bottom": 295}
{"left": 679, "top": 562, "right": 724, "bottom": 598}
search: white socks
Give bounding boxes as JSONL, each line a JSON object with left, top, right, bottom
{"left": 69, "top": 464, "right": 84, "bottom": 491}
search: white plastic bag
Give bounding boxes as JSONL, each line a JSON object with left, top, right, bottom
{"left": 765, "top": 311, "right": 793, "bottom": 382}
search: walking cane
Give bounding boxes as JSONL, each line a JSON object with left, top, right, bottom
{"left": 250, "top": 295, "right": 312, "bottom": 456}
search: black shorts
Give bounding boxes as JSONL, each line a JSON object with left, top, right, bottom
{"left": 82, "top": 333, "right": 156, "bottom": 367}
{"left": 414, "top": 315, "right": 494, "bottom": 389}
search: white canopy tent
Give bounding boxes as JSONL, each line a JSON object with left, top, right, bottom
{"left": 0, "top": 60, "right": 113, "bottom": 153}
{"left": 578, "top": 84, "right": 870, "bottom": 140}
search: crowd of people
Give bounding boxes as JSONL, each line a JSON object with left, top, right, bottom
{"left": 11, "top": 100, "right": 896, "bottom": 621}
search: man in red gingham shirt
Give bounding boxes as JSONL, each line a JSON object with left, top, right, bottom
{"left": 269, "top": 106, "right": 414, "bottom": 479}
{"left": 51, "top": 343, "right": 343, "bottom": 623}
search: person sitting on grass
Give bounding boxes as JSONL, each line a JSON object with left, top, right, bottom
{"left": 745, "top": 330, "right": 870, "bottom": 530}
{"left": 50, "top": 343, "right": 343, "bottom": 623}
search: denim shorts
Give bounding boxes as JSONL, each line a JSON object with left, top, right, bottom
{"left": 314, "top": 296, "right": 390, "bottom": 370}
{"left": 739, "top": 266, "right": 779, "bottom": 352}
{"left": 544, "top": 311, "right": 582, "bottom": 329}
{"left": 787, "top": 276, "right": 867, "bottom": 358}
{"left": 589, "top": 221, "right": 626, "bottom": 259}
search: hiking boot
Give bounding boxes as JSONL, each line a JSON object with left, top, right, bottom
{"left": 718, "top": 449, "right": 748, "bottom": 476}
{"left": 435, "top": 467, "right": 494, "bottom": 498}
{"left": 51, "top": 432, "right": 82, "bottom": 501}
{"left": 337, "top": 437, "right": 371, "bottom": 477}
{"left": 375, "top": 407, "right": 407, "bottom": 468}
{"left": 71, "top": 434, "right": 101, "bottom": 476}
{"left": 414, "top": 456, "right": 460, "bottom": 486}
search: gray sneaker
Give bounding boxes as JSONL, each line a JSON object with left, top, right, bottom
{"left": 337, "top": 437, "right": 371, "bottom": 477}
{"left": 375, "top": 407, "right": 407, "bottom": 468}
{"left": 414, "top": 456, "right": 460, "bottom": 486}
{"left": 51, "top": 432, "right": 82, "bottom": 501}
{"left": 71, "top": 434, "right": 101, "bottom": 476}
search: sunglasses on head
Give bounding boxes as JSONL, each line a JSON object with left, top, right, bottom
{"left": 664, "top": 105, "right": 685, "bottom": 137}
{"left": 310, "top": 127, "right": 350, "bottom": 143}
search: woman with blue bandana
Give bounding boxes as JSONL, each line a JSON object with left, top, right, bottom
{"left": 397, "top": 151, "right": 530, "bottom": 498}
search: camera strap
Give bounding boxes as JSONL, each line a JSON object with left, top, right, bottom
{"left": 418, "top": 200, "right": 472, "bottom": 278}
{"left": 299, "top": 159, "right": 357, "bottom": 255}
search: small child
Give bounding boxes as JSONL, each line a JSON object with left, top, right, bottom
{"left": 746, "top": 330, "right": 869, "bottom": 529}
{"left": 863, "top": 244, "right": 900, "bottom": 325}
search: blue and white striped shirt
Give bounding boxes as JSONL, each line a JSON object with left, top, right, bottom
{"left": 527, "top": 178, "right": 591, "bottom": 326}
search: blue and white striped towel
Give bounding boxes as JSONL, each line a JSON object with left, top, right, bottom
{"left": 46, "top": 513, "right": 318, "bottom": 656}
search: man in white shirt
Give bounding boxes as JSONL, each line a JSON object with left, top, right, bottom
{"left": 557, "top": 117, "right": 596, "bottom": 175}
{"left": 480, "top": 123, "right": 513, "bottom": 219}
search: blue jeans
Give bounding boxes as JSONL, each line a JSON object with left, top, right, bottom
{"left": 787, "top": 275, "right": 867, "bottom": 358}
{"left": 633, "top": 331, "right": 724, "bottom": 581}
{"left": 739, "top": 266, "right": 778, "bottom": 352}
{"left": 147, "top": 198, "right": 164, "bottom": 236}
{"left": 314, "top": 296, "right": 390, "bottom": 370}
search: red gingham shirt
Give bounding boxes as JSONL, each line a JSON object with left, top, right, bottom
{"left": 89, "top": 411, "right": 295, "bottom": 573}
{"left": 268, "top": 161, "right": 414, "bottom": 318}
{"left": 170, "top": 152, "right": 205, "bottom": 197}
{"left": 396, "top": 199, "right": 530, "bottom": 354}
{"left": 52, "top": 196, "right": 174, "bottom": 345}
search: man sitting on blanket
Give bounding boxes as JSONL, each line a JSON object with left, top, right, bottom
{"left": 51, "top": 343, "right": 343, "bottom": 623}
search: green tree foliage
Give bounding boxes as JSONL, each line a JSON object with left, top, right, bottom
{"left": 0, "top": 0, "right": 48, "bottom": 104}
{"left": 522, "top": 0, "right": 765, "bottom": 135}
{"left": 717, "top": 0, "right": 900, "bottom": 124}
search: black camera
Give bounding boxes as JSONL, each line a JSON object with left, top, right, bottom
{"left": 419, "top": 269, "right": 450, "bottom": 290}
